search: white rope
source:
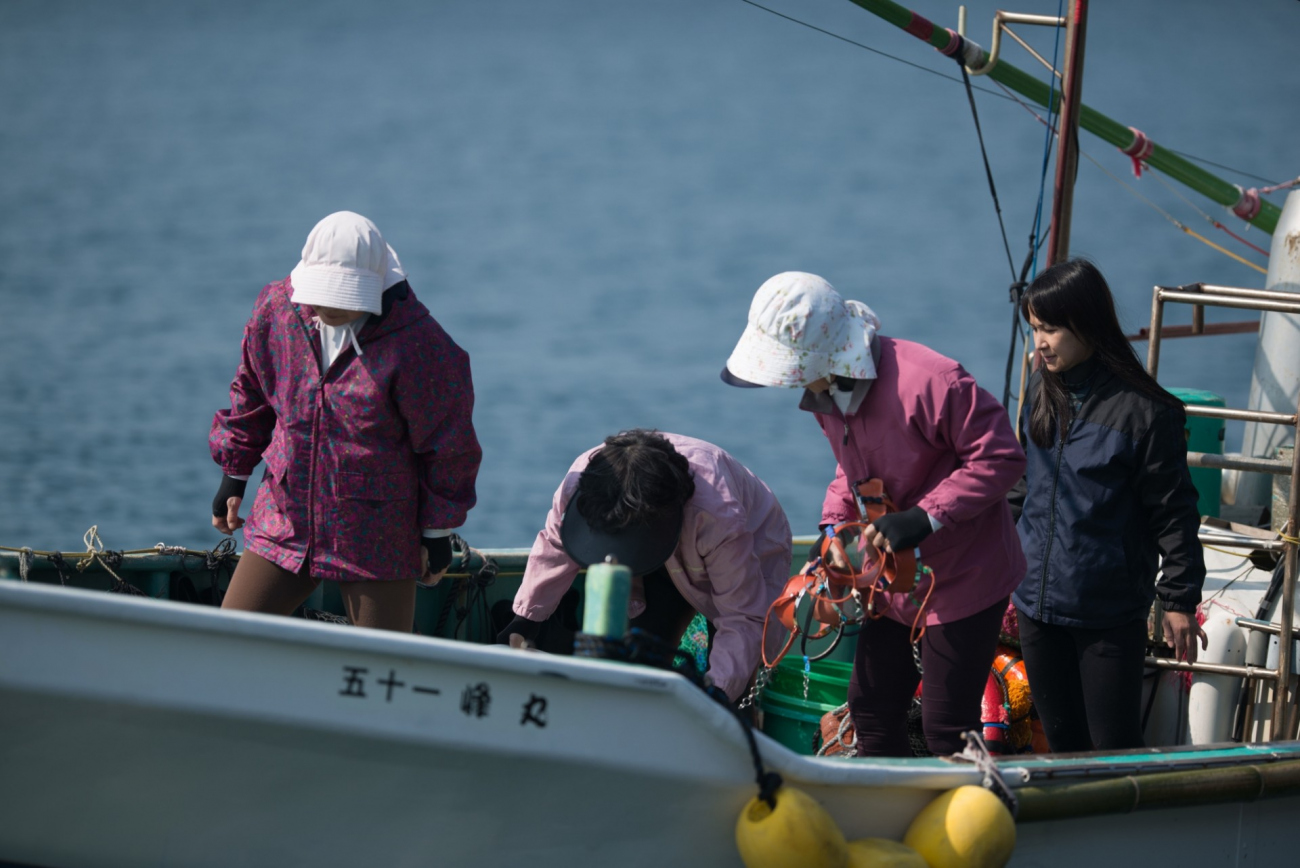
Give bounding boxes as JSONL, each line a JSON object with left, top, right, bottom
{"left": 955, "top": 731, "right": 1027, "bottom": 816}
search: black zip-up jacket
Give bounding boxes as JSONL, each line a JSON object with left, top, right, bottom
{"left": 1011, "top": 365, "right": 1205, "bottom": 628}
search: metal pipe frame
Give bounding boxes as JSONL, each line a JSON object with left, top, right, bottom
{"left": 1188, "top": 452, "right": 1292, "bottom": 475}
{"left": 1045, "top": 0, "right": 1086, "bottom": 266}
{"left": 1126, "top": 321, "right": 1259, "bottom": 342}
{"left": 1185, "top": 406, "right": 1298, "bottom": 426}
{"left": 1279, "top": 439, "right": 1300, "bottom": 738}
{"left": 1159, "top": 291, "right": 1300, "bottom": 316}
{"left": 1146, "top": 283, "right": 1300, "bottom": 742}
{"left": 999, "top": 25, "right": 1060, "bottom": 80}
{"left": 1171, "top": 283, "right": 1300, "bottom": 303}
{"left": 1200, "top": 535, "right": 1288, "bottom": 553}
{"left": 962, "top": 10, "right": 1067, "bottom": 76}
{"left": 1145, "top": 657, "right": 1279, "bottom": 681}
{"left": 1238, "top": 618, "right": 1283, "bottom": 637}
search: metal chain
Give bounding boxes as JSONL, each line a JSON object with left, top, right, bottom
{"left": 738, "top": 665, "right": 773, "bottom": 711}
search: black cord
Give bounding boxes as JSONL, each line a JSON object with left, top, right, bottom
{"left": 956, "top": 49, "right": 1017, "bottom": 281}
{"left": 1167, "top": 149, "right": 1281, "bottom": 187}
{"left": 1002, "top": 250, "right": 1035, "bottom": 408}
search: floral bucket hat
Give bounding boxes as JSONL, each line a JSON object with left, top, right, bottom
{"left": 722, "top": 271, "right": 881, "bottom": 388}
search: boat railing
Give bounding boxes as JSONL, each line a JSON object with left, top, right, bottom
{"left": 1145, "top": 281, "right": 1300, "bottom": 742}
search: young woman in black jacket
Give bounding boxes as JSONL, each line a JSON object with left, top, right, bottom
{"left": 1014, "top": 258, "right": 1207, "bottom": 753}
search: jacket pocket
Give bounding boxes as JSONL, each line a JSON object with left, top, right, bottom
{"left": 263, "top": 447, "right": 289, "bottom": 482}
{"left": 335, "top": 471, "right": 415, "bottom": 502}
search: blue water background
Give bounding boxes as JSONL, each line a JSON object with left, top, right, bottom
{"left": 1, "top": 0, "right": 1296, "bottom": 552}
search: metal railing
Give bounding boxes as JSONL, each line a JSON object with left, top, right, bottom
{"left": 1145, "top": 282, "right": 1300, "bottom": 741}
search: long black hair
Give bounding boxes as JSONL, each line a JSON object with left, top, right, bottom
{"left": 1020, "top": 258, "right": 1180, "bottom": 448}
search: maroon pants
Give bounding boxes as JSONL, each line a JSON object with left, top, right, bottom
{"left": 847, "top": 596, "right": 1008, "bottom": 757}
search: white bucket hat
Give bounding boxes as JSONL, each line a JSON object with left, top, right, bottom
{"left": 722, "top": 272, "right": 881, "bottom": 388}
{"left": 289, "top": 211, "right": 408, "bottom": 315}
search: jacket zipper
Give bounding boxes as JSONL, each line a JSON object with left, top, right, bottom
{"left": 299, "top": 315, "right": 326, "bottom": 571}
{"left": 1036, "top": 418, "right": 1074, "bottom": 621}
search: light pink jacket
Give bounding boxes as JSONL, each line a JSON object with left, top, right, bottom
{"left": 513, "top": 434, "right": 792, "bottom": 701}
{"left": 811, "top": 337, "right": 1026, "bottom": 626}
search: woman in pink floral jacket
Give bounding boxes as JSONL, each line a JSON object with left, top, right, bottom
{"left": 209, "top": 212, "right": 481, "bottom": 631}
{"left": 722, "top": 272, "right": 1025, "bottom": 756}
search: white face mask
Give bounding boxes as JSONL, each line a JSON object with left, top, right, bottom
{"left": 829, "top": 380, "right": 854, "bottom": 414}
{"left": 317, "top": 314, "right": 369, "bottom": 367}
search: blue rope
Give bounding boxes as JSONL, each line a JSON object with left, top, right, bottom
{"left": 1028, "top": 0, "right": 1066, "bottom": 283}
{"left": 1002, "top": 0, "right": 1065, "bottom": 410}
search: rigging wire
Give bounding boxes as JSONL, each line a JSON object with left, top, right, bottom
{"left": 1079, "top": 152, "right": 1267, "bottom": 275}
{"left": 991, "top": 80, "right": 1268, "bottom": 275}
{"left": 1026, "top": 0, "right": 1064, "bottom": 284}
{"left": 737, "top": 0, "right": 1015, "bottom": 102}
{"left": 1147, "top": 171, "right": 1271, "bottom": 258}
{"left": 1004, "top": 0, "right": 1063, "bottom": 410}
{"left": 955, "top": 60, "right": 1017, "bottom": 282}
{"left": 736, "top": 0, "right": 1285, "bottom": 205}
{"left": 1166, "top": 150, "right": 1281, "bottom": 188}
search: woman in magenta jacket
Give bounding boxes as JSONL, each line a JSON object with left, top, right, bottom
{"left": 209, "top": 212, "right": 481, "bottom": 632}
{"left": 722, "top": 271, "right": 1026, "bottom": 756}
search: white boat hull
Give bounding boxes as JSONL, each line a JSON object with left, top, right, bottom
{"left": 4, "top": 580, "right": 1300, "bottom": 868}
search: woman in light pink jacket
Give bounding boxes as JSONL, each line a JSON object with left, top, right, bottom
{"left": 722, "top": 272, "right": 1026, "bottom": 756}
{"left": 502, "top": 430, "right": 792, "bottom": 703}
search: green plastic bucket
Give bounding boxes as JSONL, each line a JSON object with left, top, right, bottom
{"left": 767, "top": 657, "right": 853, "bottom": 706}
{"left": 760, "top": 691, "right": 839, "bottom": 755}
{"left": 1168, "top": 387, "right": 1226, "bottom": 518}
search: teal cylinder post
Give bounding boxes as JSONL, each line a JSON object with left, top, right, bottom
{"left": 582, "top": 560, "right": 632, "bottom": 639}
{"left": 1169, "top": 387, "right": 1227, "bottom": 518}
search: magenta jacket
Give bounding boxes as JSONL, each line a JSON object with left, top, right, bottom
{"left": 808, "top": 337, "right": 1026, "bottom": 626}
{"left": 513, "top": 434, "right": 793, "bottom": 701}
{"left": 210, "top": 279, "right": 481, "bottom": 582}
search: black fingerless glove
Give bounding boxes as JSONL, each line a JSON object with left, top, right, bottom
{"left": 212, "top": 475, "right": 248, "bottom": 517}
{"left": 872, "top": 506, "right": 933, "bottom": 551}
{"left": 421, "top": 536, "right": 452, "bottom": 574}
{"left": 496, "top": 615, "right": 543, "bottom": 646}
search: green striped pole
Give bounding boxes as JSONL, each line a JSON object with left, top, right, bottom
{"left": 844, "top": 0, "right": 1281, "bottom": 234}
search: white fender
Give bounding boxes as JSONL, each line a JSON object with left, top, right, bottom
{"left": 1141, "top": 668, "right": 1187, "bottom": 747}
{"left": 1188, "top": 608, "right": 1248, "bottom": 744}
{"left": 1230, "top": 189, "right": 1300, "bottom": 508}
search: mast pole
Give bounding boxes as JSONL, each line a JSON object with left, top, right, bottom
{"left": 1045, "top": 0, "right": 1087, "bottom": 265}
{"left": 842, "top": 0, "right": 1282, "bottom": 235}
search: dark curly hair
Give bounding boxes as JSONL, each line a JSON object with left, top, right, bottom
{"left": 576, "top": 429, "right": 696, "bottom": 533}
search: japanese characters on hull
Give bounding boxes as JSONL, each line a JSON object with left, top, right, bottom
{"left": 337, "top": 665, "right": 549, "bottom": 728}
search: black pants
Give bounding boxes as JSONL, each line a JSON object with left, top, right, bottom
{"left": 1018, "top": 613, "right": 1148, "bottom": 753}
{"left": 847, "top": 596, "right": 1008, "bottom": 757}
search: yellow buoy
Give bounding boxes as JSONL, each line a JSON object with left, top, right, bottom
{"left": 902, "top": 785, "right": 1015, "bottom": 868}
{"left": 735, "top": 785, "right": 849, "bottom": 868}
{"left": 846, "top": 837, "right": 929, "bottom": 868}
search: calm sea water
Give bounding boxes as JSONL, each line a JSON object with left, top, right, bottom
{"left": 1, "top": 0, "right": 1297, "bottom": 553}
